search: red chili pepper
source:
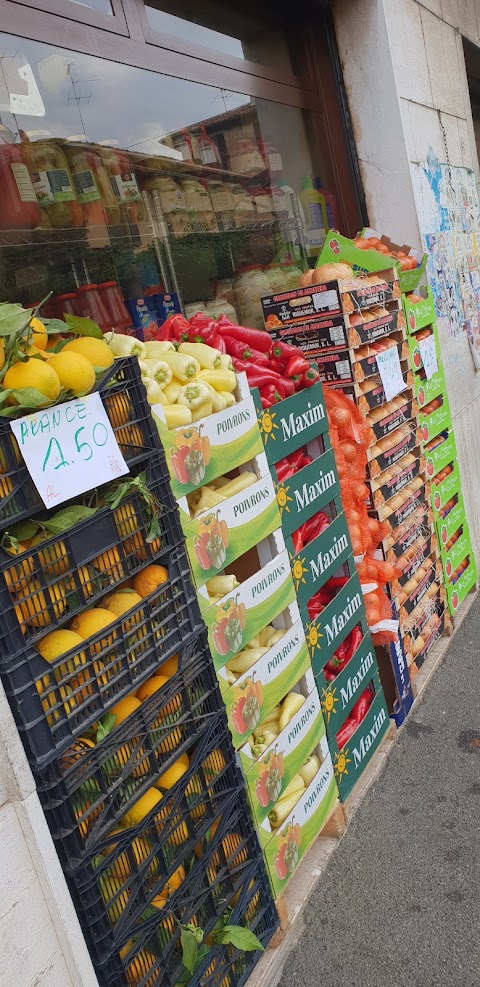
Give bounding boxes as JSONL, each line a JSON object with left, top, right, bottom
{"left": 281, "top": 378, "right": 294, "bottom": 397}
{"left": 259, "top": 383, "right": 281, "bottom": 408}
{"left": 189, "top": 313, "right": 217, "bottom": 344}
{"left": 344, "top": 625, "right": 363, "bottom": 662}
{"left": 211, "top": 332, "right": 226, "bottom": 354}
{"left": 270, "top": 340, "right": 300, "bottom": 366}
{"left": 153, "top": 320, "right": 176, "bottom": 341}
{"left": 299, "top": 368, "right": 320, "bottom": 388}
{"left": 336, "top": 717, "right": 357, "bottom": 750}
{"left": 269, "top": 357, "right": 285, "bottom": 374}
{"left": 170, "top": 446, "right": 190, "bottom": 484}
{"left": 324, "top": 668, "right": 337, "bottom": 682}
{"left": 285, "top": 354, "right": 309, "bottom": 378}
{"left": 217, "top": 317, "right": 272, "bottom": 353}
{"left": 224, "top": 337, "right": 255, "bottom": 360}
{"left": 165, "top": 313, "right": 190, "bottom": 341}
{"left": 350, "top": 687, "right": 373, "bottom": 726}
{"left": 292, "top": 528, "right": 304, "bottom": 554}
{"left": 301, "top": 511, "right": 330, "bottom": 547}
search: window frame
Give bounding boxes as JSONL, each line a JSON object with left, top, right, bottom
{"left": 6, "top": 0, "right": 129, "bottom": 35}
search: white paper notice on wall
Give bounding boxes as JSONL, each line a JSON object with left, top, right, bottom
{"left": 418, "top": 335, "right": 438, "bottom": 380}
{"left": 10, "top": 392, "right": 129, "bottom": 508}
{"left": 375, "top": 347, "right": 406, "bottom": 402}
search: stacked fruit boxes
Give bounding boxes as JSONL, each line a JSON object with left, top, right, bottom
{"left": 0, "top": 357, "right": 277, "bottom": 987}
{"left": 251, "top": 380, "right": 390, "bottom": 802}
{"left": 154, "top": 377, "right": 339, "bottom": 896}
{"left": 404, "top": 289, "right": 478, "bottom": 627}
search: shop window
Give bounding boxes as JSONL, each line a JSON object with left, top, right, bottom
{"left": 0, "top": 31, "right": 346, "bottom": 331}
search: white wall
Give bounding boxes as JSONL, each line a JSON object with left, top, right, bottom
{"left": 334, "top": 0, "right": 480, "bottom": 562}
{"left": 0, "top": 684, "right": 99, "bottom": 987}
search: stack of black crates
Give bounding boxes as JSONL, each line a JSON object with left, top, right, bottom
{"left": 0, "top": 357, "right": 277, "bottom": 987}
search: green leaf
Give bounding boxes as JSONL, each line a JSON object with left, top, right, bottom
{"left": 10, "top": 387, "right": 55, "bottom": 409}
{"left": 44, "top": 318, "right": 70, "bottom": 335}
{"left": 180, "top": 928, "right": 198, "bottom": 974}
{"left": 64, "top": 314, "right": 103, "bottom": 339}
{"left": 95, "top": 713, "right": 117, "bottom": 743}
{"left": 0, "top": 307, "right": 33, "bottom": 337}
{"left": 41, "top": 505, "right": 98, "bottom": 535}
{"left": 8, "top": 519, "right": 41, "bottom": 543}
{"left": 216, "top": 926, "right": 264, "bottom": 952}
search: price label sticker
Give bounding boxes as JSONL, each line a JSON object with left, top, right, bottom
{"left": 10, "top": 392, "right": 129, "bottom": 508}
{"left": 418, "top": 335, "right": 438, "bottom": 380}
{"left": 375, "top": 346, "right": 406, "bottom": 402}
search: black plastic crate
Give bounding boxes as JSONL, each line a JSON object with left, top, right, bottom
{"left": 65, "top": 726, "right": 250, "bottom": 962}
{"left": 100, "top": 857, "right": 277, "bottom": 987}
{"left": 2, "top": 545, "right": 203, "bottom": 769}
{"left": 0, "top": 356, "right": 161, "bottom": 532}
{"left": 38, "top": 632, "right": 223, "bottom": 866}
{"left": 0, "top": 453, "right": 183, "bottom": 661}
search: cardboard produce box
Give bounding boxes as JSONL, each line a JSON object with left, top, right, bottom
{"left": 418, "top": 393, "right": 452, "bottom": 445}
{"left": 445, "top": 553, "right": 477, "bottom": 614}
{"left": 287, "top": 511, "right": 351, "bottom": 608}
{"left": 403, "top": 286, "right": 436, "bottom": 334}
{"left": 318, "top": 631, "right": 380, "bottom": 744}
{"left": 240, "top": 682, "right": 326, "bottom": 828}
{"left": 254, "top": 381, "right": 329, "bottom": 466}
{"left": 318, "top": 229, "right": 426, "bottom": 292}
{"left": 330, "top": 687, "right": 390, "bottom": 800}
{"left": 274, "top": 446, "right": 340, "bottom": 537}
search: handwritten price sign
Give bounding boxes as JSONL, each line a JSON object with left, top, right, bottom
{"left": 11, "top": 392, "right": 129, "bottom": 508}
{"left": 375, "top": 346, "right": 406, "bottom": 402}
{"left": 418, "top": 336, "right": 438, "bottom": 380}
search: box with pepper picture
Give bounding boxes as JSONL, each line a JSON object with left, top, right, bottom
{"left": 257, "top": 744, "right": 338, "bottom": 897}
{"left": 240, "top": 681, "right": 327, "bottom": 829}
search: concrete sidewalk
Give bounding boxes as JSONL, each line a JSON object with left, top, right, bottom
{"left": 280, "top": 600, "right": 480, "bottom": 987}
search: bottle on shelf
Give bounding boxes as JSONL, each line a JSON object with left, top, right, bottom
{"left": 64, "top": 143, "right": 122, "bottom": 226}
{"left": 299, "top": 176, "right": 329, "bottom": 258}
{"left": 102, "top": 146, "right": 143, "bottom": 225}
{"left": 0, "top": 127, "right": 41, "bottom": 230}
{"left": 22, "top": 132, "right": 82, "bottom": 230}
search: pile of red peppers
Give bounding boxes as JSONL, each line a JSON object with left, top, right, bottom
{"left": 154, "top": 312, "right": 320, "bottom": 408}
{"left": 335, "top": 687, "right": 374, "bottom": 750}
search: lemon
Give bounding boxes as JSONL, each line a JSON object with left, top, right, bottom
{"left": 47, "top": 351, "right": 95, "bottom": 397}
{"left": 136, "top": 674, "right": 168, "bottom": 702}
{"left": 29, "top": 316, "right": 48, "bottom": 351}
{"left": 62, "top": 337, "right": 114, "bottom": 369}
{"left": 121, "top": 788, "right": 162, "bottom": 828}
{"left": 156, "top": 758, "right": 189, "bottom": 790}
{"left": 103, "top": 590, "right": 142, "bottom": 618}
{"left": 110, "top": 694, "right": 141, "bottom": 726}
{"left": 70, "top": 607, "right": 116, "bottom": 642}
{"left": 37, "top": 629, "right": 84, "bottom": 663}
{"left": 4, "top": 359, "right": 61, "bottom": 407}
{"left": 104, "top": 391, "right": 132, "bottom": 427}
{"left": 16, "top": 579, "right": 66, "bottom": 629}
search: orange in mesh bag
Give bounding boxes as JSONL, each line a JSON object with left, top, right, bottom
{"left": 325, "top": 387, "right": 372, "bottom": 449}
{"left": 364, "top": 585, "right": 398, "bottom": 644}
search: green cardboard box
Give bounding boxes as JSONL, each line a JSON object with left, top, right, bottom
{"left": 425, "top": 429, "right": 456, "bottom": 482}
{"left": 403, "top": 286, "right": 436, "bottom": 333}
{"left": 317, "top": 632, "right": 379, "bottom": 744}
{"left": 330, "top": 688, "right": 390, "bottom": 800}
{"left": 431, "top": 462, "right": 461, "bottom": 517}
{"left": 222, "top": 612, "right": 310, "bottom": 739}
{"left": 445, "top": 554, "right": 478, "bottom": 614}
{"left": 201, "top": 548, "right": 296, "bottom": 670}
{"left": 256, "top": 749, "right": 337, "bottom": 897}
{"left": 418, "top": 393, "right": 452, "bottom": 445}
{"left": 441, "top": 526, "right": 474, "bottom": 582}
{"left": 408, "top": 323, "right": 441, "bottom": 373}
{"left": 153, "top": 393, "right": 263, "bottom": 497}
{"left": 240, "top": 684, "right": 326, "bottom": 828}
{"left": 287, "top": 511, "right": 351, "bottom": 607}
{"left": 254, "top": 381, "right": 329, "bottom": 465}
{"left": 275, "top": 447, "right": 340, "bottom": 537}
{"left": 181, "top": 473, "right": 281, "bottom": 587}
{"left": 435, "top": 493, "right": 467, "bottom": 548}
{"left": 301, "top": 567, "right": 366, "bottom": 672}
{"left": 413, "top": 365, "right": 446, "bottom": 407}
{"left": 318, "top": 229, "right": 426, "bottom": 292}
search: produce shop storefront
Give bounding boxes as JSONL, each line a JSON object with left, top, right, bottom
{"left": 0, "top": 4, "right": 369, "bottom": 987}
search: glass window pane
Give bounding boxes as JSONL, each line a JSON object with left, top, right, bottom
{"left": 0, "top": 33, "right": 349, "bottom": 333}
{"left": 145, "top": 2, "right": 299, "bottom": 76}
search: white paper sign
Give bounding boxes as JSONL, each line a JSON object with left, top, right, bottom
{"left": 10, "top": 392, "right": 129, "bottom": 508}
{"left": 418, "top": 336, "right": 438, "bottom": 380}
{"left": 375, "top": 347, "right": 406, "bottom": 402}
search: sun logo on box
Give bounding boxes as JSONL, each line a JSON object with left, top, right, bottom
{"left": 321, "top": 687, "right": 338, "bottom": 723}
{"left": 305, "top": 621, "right": 322, "bottom": 654}
{"left": 276, "top": 483, "right": 292, "bottom": 515}
{"left": 258, "top": 409, "right": 278, "bottom": 442}
{"left": 334, "top": 748, "right": 351, "bottom": 780}
{"left": 290, "top": 554, "right": 307, "bottom": 591}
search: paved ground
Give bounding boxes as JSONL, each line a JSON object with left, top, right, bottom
{"left": 280, "top": 600, "right": 480, "bottom": 987}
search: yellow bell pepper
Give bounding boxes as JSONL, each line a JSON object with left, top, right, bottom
{"left": 163, "top": 404, "right": 192, "bottom": 429}
{"left": 145, "top": 340, "right": 175, "bottom": 357}
{"left": 162, "top": 351, "right": 200, "bottom": 382}
{"left": 206, "top": 574, "right": 239, "bottom": 596}
{"left": 219, "top": 354, "right": 235, "bottom": 372}
{"left": 106, "top": 332, "right": 146, "bottom": 359}
{"left": 202, "top": 380, "right": 228, "bottom": 413}
{"left": 298, "top": 755, "right": 321, "bottom": 787}
{"left": 143, "top": 377, "right": 167, "bottom": 406}
{"left": 279, "top": 692, "right": 305, "bottom": 731}
{"left": 178, "top": 342, "right": 223, "bottom": 370}
{"left": 143, "top": 359, "right": 172, "bottom": 387}
{"left": 162, "top": 378, "right": 182, "bottom": 403}
{"left": 177, "top": 381, "right": 213, "bottom": 422}
{"left": 219, "top": 390, "right": 235, "bottom": 407}
{"left": 197, "top": 368, "right": 236, "bottom": 393}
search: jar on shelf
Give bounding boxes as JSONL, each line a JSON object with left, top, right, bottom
{"left": 231, "top": 183, "right": 256, "bottom": 228}
{"left": 102, "top": 147, "right": 143, "bottom": 225}
{"left": 144, "top": 175, "right": 192, "bottom": 235}
{"left": 0, "top": 129, "right": 41, "bottom": 230}
{"left": 229, "top": 139, "right": 264, "bottom": 177}
{"left": 179, "top": 178, "right": 217, "bottom": 232}
{"left": 251, "top": 185, "right": 275, "bottom": 223}
{"left": 22, "top": 134, "right": 81, "bottom": 229}
{"left": 65, "top": 144, "right": 122, "bottom": 226}
{"left": 208, "top": 180, "right": 235, "bottom": 231}
{"left": 233, "top": 265, "right": 271, "bottom": 329}
{"left": 97, "top": 281, "right": 131, "bottom": 330}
